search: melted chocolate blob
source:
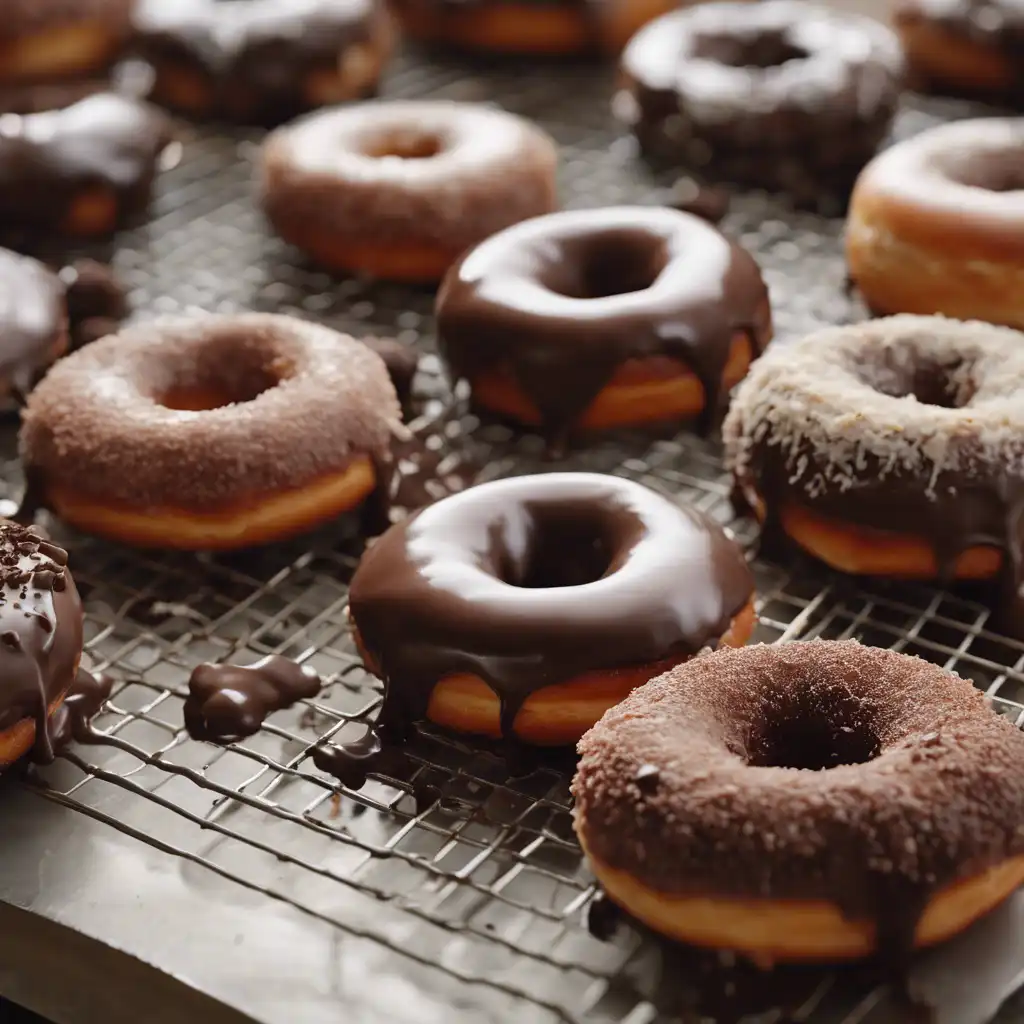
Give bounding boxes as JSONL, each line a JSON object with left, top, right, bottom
{"left": 45, "top": 666, "right": 115, "bottom": 751}
{"left": 0, "top": 522, "right": 82, "bottom": 765}
{"left": 585, "top": 891, "right": 620, "bottom": 941}
{"left": 362, "top": 337, "right": 419, "bottom": 409}
{"left": 59, "top": 259, "right": 128, "bottom": 347}
{"left": 437, "top": 206, "right": 769, "bottom": 447}
{"left": 349, "top": 472, "right": 754, "bottom": 739}
{"left": 0, "top": 248, "right": 67, "bottom": 399}
{"left": 184, "top": 655, "right": 322, "bottom": 742}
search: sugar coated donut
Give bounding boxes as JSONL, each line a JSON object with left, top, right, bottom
{"left": 0, "top": 0, "right": 133, "bottom": 84}
{"left": 895, "top": 0, "right": 1024, "bottom": 104}
{"left": 574, "top": 640, "right": 1024, "bottom": 962}
{"left": 0, "top": 93, "right": 172, "bottom": 241}
{"left": 0, "top": 522, "right": 83, "bottom": 766}
{"left": 723, "top": 315, "right": 1024, "bottom": 621}
{"left": 20, "top": 314, "right": 402, "bottom": 551}
{"left": 436, "top": 206, "right": 771, "bottom": 446}
{"left": 389, "top": 0, "right": 675, "bottom": 55}
{"left": 349, "top": 472, "right": 756, "bottom": 746}
{"left": 847, "top": 118, "right": 1024, "bottom": 329}
{"left": 260, "top": 100, "right": 558, "bottom": 283}
{"left": 0, "top": 248, "right": 68, "bottom": 399}
{"left": 133, "top": 0, "right": 393, "bottom": 125}
{"left": 617, "top": 1, "right": 904, "bottom": 208}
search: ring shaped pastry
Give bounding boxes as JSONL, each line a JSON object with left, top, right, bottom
{"left": 895, "top": 0, "right": 1024, "bottom": 104}
{"left": 0, "top": 522, "right": 83, "bottom": 767}
{"left": 617, "top": 0, "right": 904, "bottom": 207}
{"left": 261, "top": 100, "right": 558, "bottom": 283}
{"left": 349, "top": 472, "right": 756, "bottom": 746}
{"left": 847, "top": 118, "right": 1024, "bottom": 329}
{"left": 133, "top": 0, "right": 394, "bottom": 125}
{"left": 573, "top": 640, "right": 1024, "bottom": 962}
{"left": 724, "top": 315, "right": 1024, "bottom": 620}
{"left": 0, "top": 93, "right": 171, "bottom": 241}
{"left": 389, "top": 0, "right": 675, "bottom": 55}
{"left": 437, "top": 206, "right": 771, "bottom": 446}
{"left": 0, "top": 0, "right": 133, "bottom": 85}
{"left": 20, "top": 314, "right": 401, "bottom": 551}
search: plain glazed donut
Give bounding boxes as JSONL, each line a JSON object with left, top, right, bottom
{"left": 0, "top": 522, "right": 83, "bottom": 766}
{"left": 617, "top": 1, "right": 904, "bottom": 208}
{"left": 348, "top": 472, "right": 756, "bottom": 746}
{"left": 260, "top": 100, "right": 558, "bottom": 284}
{"left": 133, "top": 0, "right": 394, "bottom": 125}
{"left": 19, "top": 314, "right": 402, "bottom": 551}
{"left": 895, "top": 0, "right": 1024, "bottom": 104}
{"left": 436, "top": 206, "right": 771, "bottom": 447}
{"left": 847, "top": 118, "right": 1024, "bottom": 329}
{"left": 723, "top": 315, "right": 1024, "bottom": 622}
{"left": 0, "top": 93, "right": 172, "bottom": 241}
{"left": 573, "top": 640, "right": 1024, "bottom": 963}
{"left": 0, "top": 0, "right": 133, "bottom": 85}
{"left": 388, "top": 0, "right": 675, "bottom": 56}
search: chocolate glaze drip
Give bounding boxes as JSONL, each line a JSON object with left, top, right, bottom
{"left": 0, "top": 248, "right": 67, "bottom": 399}
{"left": 0, "top": 93, "right": 171, "bottom": 241}
{"left": 133, "top": 0, "right": 386, "bottom": 124}
{"left": 45, "top": 666, "right": 115, "bottom": 752}
{"left": 0, "top": 522, "right": 82, "bottom": 765}
{"left": 184, "top": 655, "right": 322, "bottom": 742}
{"left": 436, "top": 206, "right": 770, "bottom": 447}
{"left": 349, "top": 472, "right": 754, "bottom": 739}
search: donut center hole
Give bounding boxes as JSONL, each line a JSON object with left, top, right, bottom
{"left": 498, "top": 510, "right": 618, "bottom": 589}
{"left": 159, "top": 365, "right": 279, "bottom": 411}
{"left": 860, "top": 352, "right": 975, "bottom": 409}
{"left": 748, "top": 710, "right": 881, "bottom": 771}
{"left": 946, "top": 149, "right": 1024, "bottom": 192}
{"left": 693, "top": 30, "right": 809, "bottom": 69}
{"left": 362, "top": 130, "right": 443, "bottom": 161}
{"left": 552, "top": 233, "right": 664, "bottom": 299}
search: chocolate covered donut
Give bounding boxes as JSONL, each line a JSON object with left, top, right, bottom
{"left": 436, "top": 206, "right": 771, "bottom": 446}
{"left": 133, "top": 0, "right": 393, "bottom": 124}
{"left": 574, "top": 640, "right": 1024, "bottom": 961}
{"left": 0, "top": 93, "right": 172, "bottom": 241}
{"left": 260, "top": 100, "right": 558, "bottom": 283}
{"left": 618, "top": 0, "right": 904, "bottom": 208}
{"left": 349, "top": 472, "right": 756, "bottom": 745}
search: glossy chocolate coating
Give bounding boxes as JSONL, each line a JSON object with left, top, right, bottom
{"left": 0, "top": 248, "right": 67, "bottom": 398}
{"left": 133, "top": 0, "right": 388, "bottom": 124}
{"left": 184, "top": 655, "right": 322, "bottom": 742}
{"left": 0, "top": 521, "right": 82, "bottom": 764}
{"left": 47, "top": 666, "right": 115, "bottom": 750}
{"left": 349, "top": 472, "right": 754, "bottom": 739}
{"left": 436, "top": 206, "right": 770, "bottom": 445}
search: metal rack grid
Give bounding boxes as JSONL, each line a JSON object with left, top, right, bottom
{"left": 6, "top": 47, "right": 1022, "bottom": 1024}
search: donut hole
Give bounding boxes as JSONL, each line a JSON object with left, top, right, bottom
{"left": 858, "top": 350, "right": 976, "bottom": 409}
{"left": 361, "top": 130, "right": 443, "bottom": 161}
{"left": 692, "top": 30, "right": 809, "bottom": 69}
{"left": 943, "top": 149, "right": 1024, "bottom": 193}
{"left": 550, "top": 233, "right": 665, "bottom": 299}
{"left": 158, "top": 364, "right": 280, "bottom": 411}
{"left": 497, "top": 511, "right": 618, "bottom": 589}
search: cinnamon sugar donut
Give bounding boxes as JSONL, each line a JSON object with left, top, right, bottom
{"left": 574, "top": 640, "right": 1024, "bottom": 962}
{"left": 20, "top": 314, "right": 401, "bottom": 550}
{"left": 260, "top": 100, "right": 558, "bottom": 283}
{"left": 847, "top": 118, "right": 1024, "bottom": 329}
{"left": 723, "top": 315, "right": 1024, "bottom": 621}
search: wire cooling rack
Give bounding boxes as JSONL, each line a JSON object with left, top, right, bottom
{"left": 5, "top": 41, "right": 1023, "bottom": 1024}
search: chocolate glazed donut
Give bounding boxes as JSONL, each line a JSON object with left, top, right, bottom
{"left": 348, "top": 472, "right": 756, "bottom": 746}
{"left": 436, "top": 206, "right": 771, "bottom": 448}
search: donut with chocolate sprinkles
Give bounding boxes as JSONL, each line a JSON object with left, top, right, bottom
{"left": 723, "top": 315, "right": 1024, "bottom": 631}
{"left": 0, "top": 521, "right": 83, "bottom": 766}
{"left": 573, "top": 640, "right": 1024, "bottom": 962}
{"left": 19, "top": 313, "right": 402, "bottom": 550}
{"left": 260, "top": 100, "right": 558, "bottom": 283}
{"left": 0, "top": 0, "right": 133, "bottom": 85}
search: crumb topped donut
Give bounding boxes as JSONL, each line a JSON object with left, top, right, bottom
{"left": 847, "top": 118, "right": 1024, "bottom": 329}
{"left": 133, "top": 0, "right": 393, "bottom": 124}
{"left": 895, "top": 0, "right": 1024, "bottom": 104}
{"left": 20, "top": 313, "right": 402, "bottom": 550}
{"left": 0, "top": 0, "right": 133, "bottom": 85}
{"left": 0, "top": 93, "right": 172, "bottom": 241}
{"left": 618, "top": 1, "right": 904, "bottom": 208}
{"left": 436, "top": 206, "right": 771, "bottom": 447}
{"left": 260, "top": 100, "right": 558, "bottom": 283}
{"left": 349, "top": 472, "right": 756, "bottom": 746}
{"left": 723, "top": 315, "right": 1024, "bottom": 623}
{"left": 573, "top": 640, "right": 1024, "bottom": 961}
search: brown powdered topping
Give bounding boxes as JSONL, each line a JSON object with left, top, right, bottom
{"left": 260, "top": 100, "right": 558, "bottom": 251}
{"left": 20, "top": 313, "right": 401, "bottom": 511}
{"left": 574, "top": 641, "right": 1024, "bottom": 920}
